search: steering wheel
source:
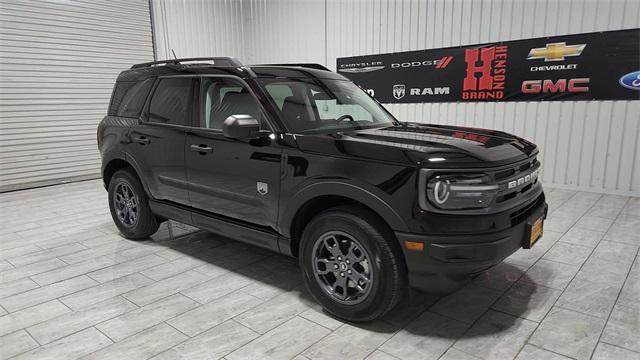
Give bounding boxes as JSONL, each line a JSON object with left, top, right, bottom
{"left": 336, "top": 114, "right": 355, "bottom": 124}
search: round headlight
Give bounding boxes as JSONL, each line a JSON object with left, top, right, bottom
{"left": 433, "top": 179, "right": 450, "bottom": 204}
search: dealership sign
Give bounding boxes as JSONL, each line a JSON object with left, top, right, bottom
{"left": 336, "top": 29, "right": 640, "bottom": 103}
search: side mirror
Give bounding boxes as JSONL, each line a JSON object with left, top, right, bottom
{"left": 222, "top": 115, "right": 260, "bottom": 139}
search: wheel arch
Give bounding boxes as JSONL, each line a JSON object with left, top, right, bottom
{"left": 279, "top": 181, "right": 408, "bottom": 257}
{"left": 102, "top": 157, "right": 149, "bottom": 195}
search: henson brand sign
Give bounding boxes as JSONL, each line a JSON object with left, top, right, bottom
{"left": 336, "top": 29, "right": 640, "bottom": 103}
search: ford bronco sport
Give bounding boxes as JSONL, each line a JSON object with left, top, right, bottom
{"left": 98, "top": 57, "right": 547, "bottom": 321}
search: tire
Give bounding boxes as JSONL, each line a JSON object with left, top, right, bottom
{"left": 108, "top": 168, "right": 159, "bottom": 239}
{"left": 299, "top": 205, "right": 406, "bottom": 322}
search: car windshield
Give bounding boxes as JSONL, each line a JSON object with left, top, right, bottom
{"left": 258, "top": 78, "right": 396, "bottom": 133}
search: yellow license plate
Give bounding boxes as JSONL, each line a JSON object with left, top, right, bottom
{"left": 529, "top": 217, "right": 543, "bottom": 247}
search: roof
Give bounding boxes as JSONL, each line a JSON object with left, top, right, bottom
{"left": 116, "top": 57, "right": 347, "bottom": 82}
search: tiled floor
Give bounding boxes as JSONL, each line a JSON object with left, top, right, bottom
{"left": 0, "top": 180, "right": 638, "bottom": 360}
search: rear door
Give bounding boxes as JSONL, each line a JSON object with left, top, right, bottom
{"left": 185, "top": 76, "right": 282, "bottom": 230}
{"left": 126, "top": 76, "right": 194, "bottom": 205}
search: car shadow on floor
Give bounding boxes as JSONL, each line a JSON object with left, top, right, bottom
{"left": 140, "top": 222, "right": 536, "bottom": 338}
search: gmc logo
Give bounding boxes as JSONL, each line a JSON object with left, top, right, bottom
{"left": 522, "top": 78, "right": 590, "bottom": 93}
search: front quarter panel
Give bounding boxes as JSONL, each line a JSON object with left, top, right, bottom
{"left": 278, "top": 147, "right": 418, "bottom": 238}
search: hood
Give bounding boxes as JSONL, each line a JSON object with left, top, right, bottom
{"left": 294, "top": 122, "right": 538, "bottom": 168}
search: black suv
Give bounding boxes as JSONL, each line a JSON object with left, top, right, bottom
{"left": 98, "top": 57, "right": 547, "bottom": 321}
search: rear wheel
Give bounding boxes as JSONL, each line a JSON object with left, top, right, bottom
{"left": 299, "top": 205, "right": 406, "bottom": 322}
{"left": 108, "top": 168, "right": 159, "bottom": 239}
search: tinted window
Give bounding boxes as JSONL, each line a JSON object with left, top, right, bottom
{"left": 148, "top": 78, "right": 192, "bottom": 125}
{"left": 259, "top": 78, "right": 394, "bottom": 133}
{"left": 200, "top": 78, "right": 266, "bottom": 130}
{"left": 109, "top": 80, "right": 153, "bottom": 117}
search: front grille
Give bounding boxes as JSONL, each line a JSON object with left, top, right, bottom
{"left": 510, "top": 194, "right": 544, "bottom": 225}
{"left": 490, "top": 157, "right": 540, "bottom": 204}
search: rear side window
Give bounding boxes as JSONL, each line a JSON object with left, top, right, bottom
{"left": 148, "top": 78, "right": 192, "bottom": 126}
{"left": 108, "top": 79, "right": 154, "bottom": 118}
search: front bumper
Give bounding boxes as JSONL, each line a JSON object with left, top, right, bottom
{"left": 396, "top": 195, "right": 548, "bottom": 294}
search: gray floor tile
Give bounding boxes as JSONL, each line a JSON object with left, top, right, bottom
{"left": 573, "top": 256, "right": 630, "bottom": 288}
{"left": 472, "top": 262, "right": 528, "bottom": 291}
{"left": 0, "top": 258, "right": 66, "bottom": 284}
{"left": 87, "top": 254, "right": 166, "bottom": 283}
{"left": 604, "top": 225, "right": 640, "bottom": 246}
{"left": 235, "top": 290, "right": 312, "bottom": 334}
{"left": 612, "top": 214, "right": 640, "bottom": 229}
{"left": 7, "top": 243, "right": 88, "bottom": 268}
{"left": 227, "top": 316, "right": 330, "bottom": 360}
{"left": 81, "top": 323, "right": 188, "bottom": 360}
{"left": 298, "top": 305, "right": 344, "bottom": 331}
{"left": 97, "top": 293, "right": 198, "bottom": 342}
{"left": 454, "top": 310, "right": 538, "bottom": 360}
{"left": 303, "top": 321, "right": 396, "bottom": 360}
{"left": 380, "top": 311, "right": 469, "bottom": 360}
{"left": 590, "top": 240, "right": 638, "bottom": 267}
{"left": 543, "top": 216, "right": 577, "bottom": 233}
{"left": 522, "top": 260, "right": 580, "bottom": 290}
{"left": 0, "top": 330, "right": 39, "bottom": 360}
{"left": 1, "top": 275, "right": 97, "bottom": 312}
{"left": 58, "top": 241, "right": 135, "bottom": 264}
{"left": 574, "top": 216, "right": 614, "bottom": 232}
{"left": 586, "top": 205, "right": 623, "bottom": 219}
{"left": 430, "top": 284, "right": 503, "bottom": 324}
{"left": 27, "top": 296, "right": 137, "bottom": 345}
{"left": 514, "top": 344, "right": 572, "bottom": 360}
{"left": 601, "top": 304, "right": 640, "bottom": 353}
{"left": 439, "top": 348, "right": 481, "bottom": 360}
{"left": 30, "top": 256, "right": 117, "bottom": 286}
{"left": 380, "top": 290, "right": 439, "bottom": 328}
{"left": 365, "top": 350, "right": 403, "bottom": 360}
{"left": 61, "top": 273, "right": 153, "bottom": 310}
{"left": 123, "top": 270, "right": 209, "bottom": 306}
{"left": 0, "top": 300, "right": 71, "bottom": 337}
{"left": 556, "top": 278, "right": 619, "bottom": 319}
{"left": 529, "top": 307, "right": 606, "bottom": 360}
{"left": 542, "top": 241, "right": 592, "bottom": 266}
{"left": 11, "top": 327, "right": 112, "bottom": 360}
{"left": 0, "top": 277, "right": 39, "bottom": 299}
{"left": 559, "top": 228, "right": 605, "bottom": 247}
{"left": 492, "top": 281, "right": 562, "bottom": 322}
{"left": 168, "top": 291, "right": 263, "bottom": 337}
{"left": 182, "top": 272, "right": 253, "bottom": 304}
{"left": 592, "top": 342, "right": 640, "bottom": 360}
{"left": 151, "top": 320, "right": 258, "bottom": 360}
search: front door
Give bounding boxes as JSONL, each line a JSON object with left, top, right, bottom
{"left": 185, "top": 76, "right": 281, "bottom": 230}
{"left": 126, "top": 76, "right": 194, "bottom": 205}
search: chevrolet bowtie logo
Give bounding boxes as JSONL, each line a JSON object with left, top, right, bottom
{"left": 527, "top": 42, "right": 586, "bottom": 61}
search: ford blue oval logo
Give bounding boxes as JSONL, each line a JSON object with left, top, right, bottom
{"left": 619, "top": 71, "right": 640, "bottom": 90}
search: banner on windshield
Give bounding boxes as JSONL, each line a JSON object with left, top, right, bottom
{"left": 336, "top": 29, "right": 640, "bottom": 103}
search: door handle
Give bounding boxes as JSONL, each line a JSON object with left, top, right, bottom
{"left": 190, "top": 144, "right": 213, "bottom": 154}
{"left": 133, "top": 136, "right": 150, "bottom": 145}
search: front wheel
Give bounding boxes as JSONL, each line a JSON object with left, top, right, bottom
{"left": 108, "top": 168, "right": 159, "bottom": 239}
{"left": 299, "top": 206, "right": 406, "bottom": 322}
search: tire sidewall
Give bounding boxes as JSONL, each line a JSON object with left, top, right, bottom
{"left": 300, "top": 210, "right": 401, "bottom": 321}
{"left": 108, "top": 169, "right": 155, "bottom": 239}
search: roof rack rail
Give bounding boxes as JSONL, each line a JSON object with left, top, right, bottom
{"left": 131, "top": 57, "right": 243, "bottom": 69}
{"left": 254, "top": 63, "right": 330, "bottom": 71}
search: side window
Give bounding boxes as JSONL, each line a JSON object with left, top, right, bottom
{"left": 108, "top": 79, "right": 153, "bottom": 118}
{"left": 200, "top": 78, "right": 266, "bottom": 130}
{"left": 148, "top": 78, "right": 192, "bottom": 125}
{"left": 264, "top": 84, "right": 294, "bottom": 110}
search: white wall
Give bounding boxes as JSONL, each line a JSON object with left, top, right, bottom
{"left": 152, "top": 0, "right": 640, "bottom": 195}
